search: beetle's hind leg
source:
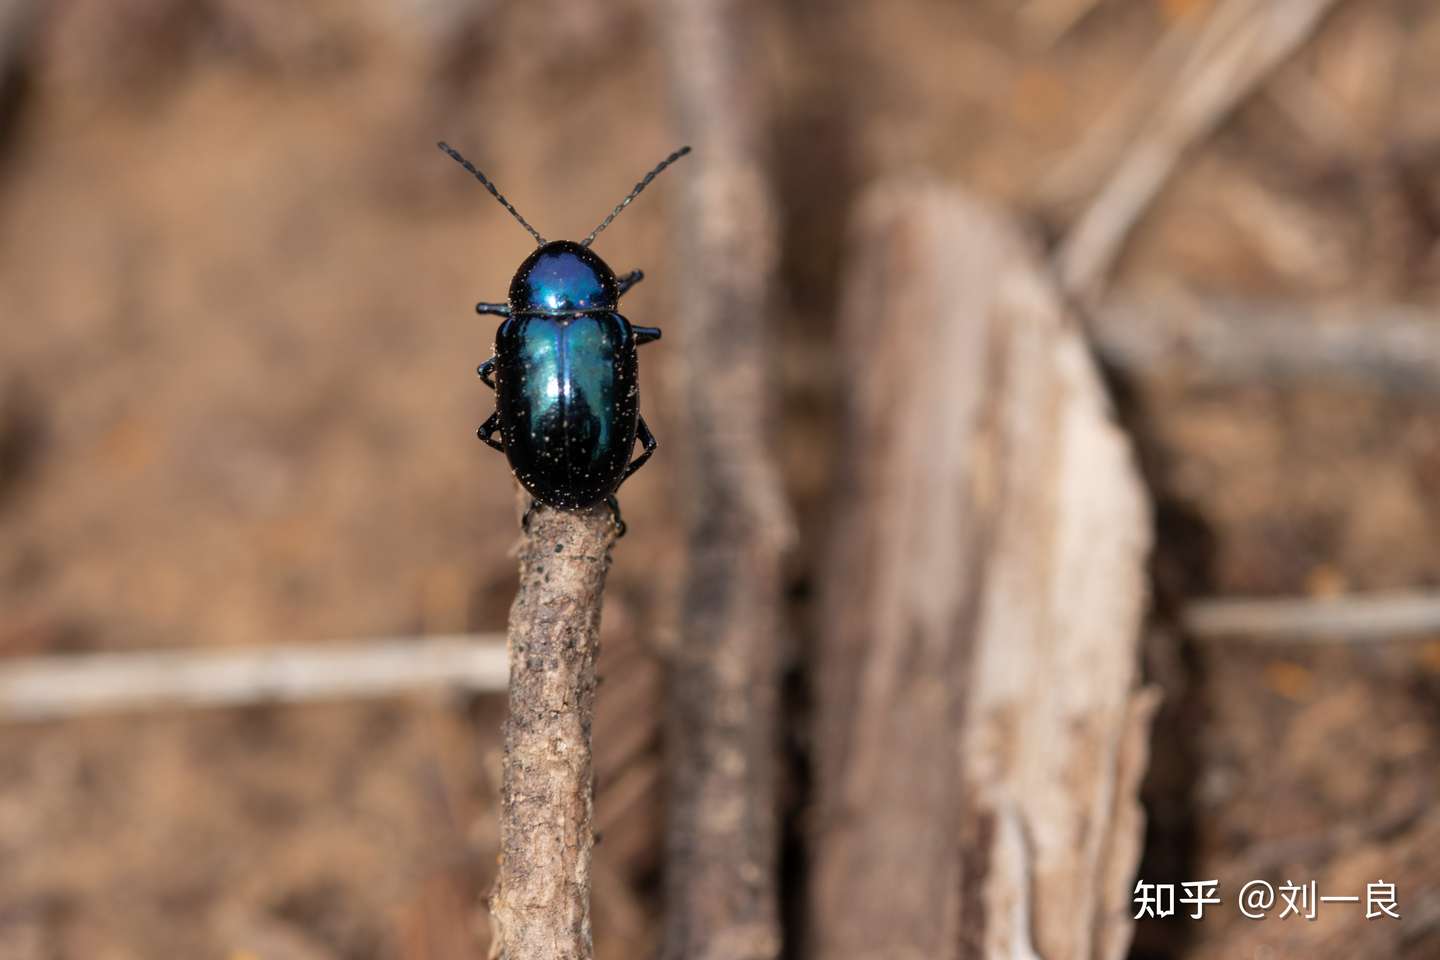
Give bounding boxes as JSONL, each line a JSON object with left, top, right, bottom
{"left": 604, "top": 495, "right": 627, "bottom": 539}
{"left": 621, "top": 416, "right": 657, "bottom": 482}
{"left": 476, "top": 412, "right": 504, "bottom": 452}
{"left": 616, "top": 269, "right": 644, "bottom": 297}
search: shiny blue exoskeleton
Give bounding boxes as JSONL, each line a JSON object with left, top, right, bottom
{"left": 438, "top": 142, "right": 690, "bottom": 531}
{"left": 479, "top": 240, "right": 660, "bottom": 510}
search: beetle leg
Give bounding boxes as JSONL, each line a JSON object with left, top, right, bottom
{"left": 476, "top": 412, "right": 504, "bottom": 452}
{"left": 475, "top": 302, "right": 510, "bottom": 316}
{"left": 621, "top": 416, "right": 657, "bottom": 481}
{"left": 616, "top": 269, "right": 644, "bottom": 297}
{"left": 604, "top": 495, "right": 627, "bottom": 538}
{"left": 633, "top": 326, "right": 662, "bottom": 345}
{"left": 477, "top": 357, "right": 497, "bottom": 390}
{"left": 522, "top": 497, "right": 539, "bottom": 532}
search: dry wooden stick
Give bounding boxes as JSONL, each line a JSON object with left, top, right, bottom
{"left": 1185, "top": 591, "right": 1440, "bottom": 643}
{"left": 809, "top": 183, "right": 1153, "bottom": 960}
{"left": 0, "top": 634, "right": 506, "bottom": 721}
{"left": 487, "top": 502, "right": 618, "bottom": 960}
{"left": 10, "top": 581, "right": 1423, "bottom": 729}
{"left": 1019, "top": 0, "right": 1109, "bottom": 48}
{"left": 661, "top": 0, "right": 793, "bottom": 958}
{"left": 1036, "top": 0, "right": 1253, "bottom": 211}
{"left": 1053, "top": 0, "right": 1346, "bottom": 302}
{"left": 0, "top": 0, "right": 39, "bottom": 77}
{"left": 1091, "top": 294, "right": 1440, "bottom": 391}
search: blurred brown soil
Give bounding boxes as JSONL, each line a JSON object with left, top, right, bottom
{"left": 1, "top": 0, "right": 1439, "bottom": 957}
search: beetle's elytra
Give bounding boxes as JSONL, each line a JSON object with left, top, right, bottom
{"left": 438, "top": 142, "right": 690, "bottom": 531}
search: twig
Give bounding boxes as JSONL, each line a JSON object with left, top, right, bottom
{"left": 1184, "top": 592, "right": 1440, "bottom": 642}
{"left": 1053, "top": 0, "right": 1346, "bottom": 302}
{"left": 1091, "top": 294, "right": 1440, "bottom": 392}
{"left": 6, "top": 581, "right": 1429, "bottom": 723}
{"left": 1019, "top": 0, "right": 1109, "bottom": 48}
{"left": 0, "top": 634, "right": 506, "bottom": 722}
{"left": 0, "top": 0, "right": 39, "bottom": 79}
{"left": 661, "top": 0, "right": 793, "bottom": 957}
{"left": 1036, "top": 0, "right": 1249, "bottom": 210}
{"left": 487, "top": 502, "right": 618, "bottom": 960}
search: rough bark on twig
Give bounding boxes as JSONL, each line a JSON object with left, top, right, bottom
{"left": 808, "top": 183, "right": 1154, "bottom": 960}
{"left": 661, "top": 1, "right": 792, "bottom": 958}
{"left": 488, "top": 502, "right": 618, "bottom": 960}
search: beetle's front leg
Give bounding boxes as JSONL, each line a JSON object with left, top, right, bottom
{"left": 475, "top": 302, "right": 510, "bottom": 317}
{"left": 616, "top": 269, "right": 644, "bottom": 297}
{"left": 633, "top": 326, "right": 661, "bottom": 346}
{"left": 476, "top": 412, "right": 504, "bottom": 452}
{"left": 477, "top": 357, "right": 497, "bottom": 390}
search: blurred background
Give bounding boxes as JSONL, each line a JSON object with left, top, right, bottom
{"left": 1, "top": 0, "right": 1439, "bottom": 957}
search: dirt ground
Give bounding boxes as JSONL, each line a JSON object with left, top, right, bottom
{"left": 1, "top": 1, "right": 1439, "bottom": 957}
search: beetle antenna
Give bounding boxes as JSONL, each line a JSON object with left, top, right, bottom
{"left": 581, "top": 145, "right": 692, "bottom": 248}
{"left": 437, "top": 142, "right": 547, "bottom": 246}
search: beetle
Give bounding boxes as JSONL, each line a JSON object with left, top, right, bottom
{"left": 438, "top": 141, "right": 690, "bottom": 534}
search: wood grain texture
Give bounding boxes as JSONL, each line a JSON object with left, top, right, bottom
{"left": 808, "top": 182, "right": 1154, "bottom": 960}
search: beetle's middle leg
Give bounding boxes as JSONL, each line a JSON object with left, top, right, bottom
{"left": 476, "top": 412, "right": 504, "bottom": 452}
{"left": 477, "top": 357, "right": 497, "bottom": 390}
{"left": 621, "top": 416, "right": 657, "bottom": 481}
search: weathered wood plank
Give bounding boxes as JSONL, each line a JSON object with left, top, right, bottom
{"left": 809, "top": 182, "right": 1154, "bottom": 960}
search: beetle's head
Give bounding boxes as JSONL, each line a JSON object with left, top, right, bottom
{"left": 508, "top": 240, "right": 617, "bottom": 314}
{"left": 437, "top": 143, "right": 691, "bottom": 304}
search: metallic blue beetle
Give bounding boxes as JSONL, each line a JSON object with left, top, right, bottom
{"left": 438, "top": 142, "right": 689, "bottom": 532}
